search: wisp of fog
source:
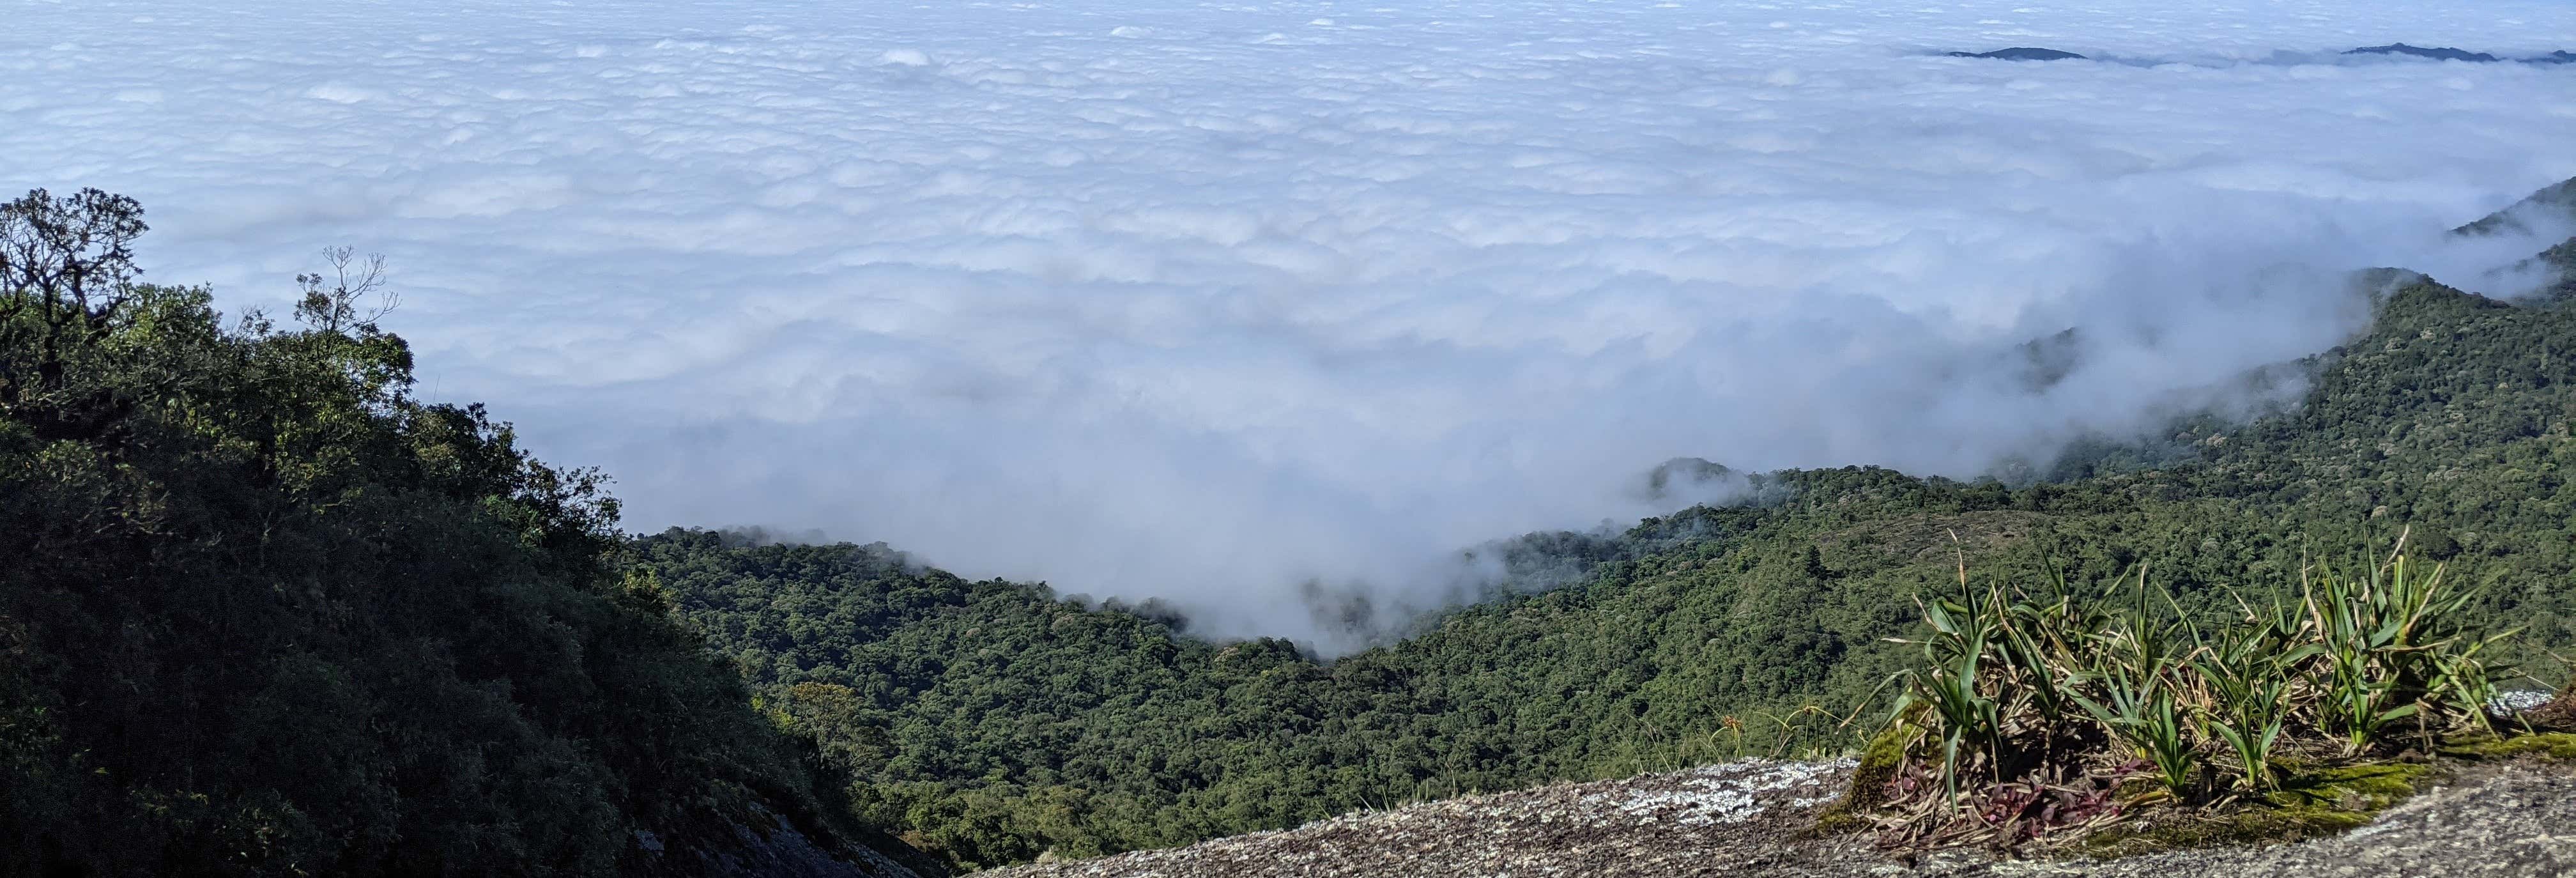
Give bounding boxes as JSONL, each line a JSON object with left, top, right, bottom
{"left": 5, "top": 0, "right": 2570, "bottom": 652}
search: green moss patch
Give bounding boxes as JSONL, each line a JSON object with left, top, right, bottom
{"left": 2443, "top": 732, "right": 2576, "bottom": 761}
{"left": 2062, "top": 732, "right": 2576, "bottom": 859}
{"left": 2264, "top": 761, "right": 2429, "bottom": 811}
{"left": 2039, "top": 735, "right": 2576, "bottom": 858}
{"left": 1807, "top": 727, "right": 1908, "bottom": 836}
{"left": 2074, "top": 762, "right": 2428, "bottom": 858}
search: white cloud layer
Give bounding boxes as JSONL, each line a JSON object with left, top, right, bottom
{"left": 5, "top": 0, "right": 2572, "bottom": 650}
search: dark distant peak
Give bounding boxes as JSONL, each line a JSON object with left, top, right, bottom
{"left": 2015, "top": 326, "right": 2085, "bottom": 391}
{"left": 1648, "top": 456, "right": 1733, "bottom": 482}
{"left": 2345, "top": 43, "right": 2501, "bottom": 62}
{"left": 2529, "top": 50, "right": 2576, "bottom": 65}
{"left": 1637, "top": 457, "right": 1737, "bottom": 502}
{"left": 1947, "top": 47, "right": 2086, "bottom": 61}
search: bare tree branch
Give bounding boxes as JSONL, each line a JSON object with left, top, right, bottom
{"left": 295, "top": 245, "right": 395, "bottom": 333}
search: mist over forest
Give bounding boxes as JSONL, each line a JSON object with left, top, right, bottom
{"left": 6, "top": 0, "right": 2576, "bottom": 875}
{"left": 10, "top": 0, "right": 2575, "bottom": 649}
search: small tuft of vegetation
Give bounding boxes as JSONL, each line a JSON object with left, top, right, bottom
{"left": 1859, "top": 536, "right": 2517, "bottom": 850}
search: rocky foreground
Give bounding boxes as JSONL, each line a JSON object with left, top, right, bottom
{"left": 982, "top": 757, "right": 2576, "bottom": 878}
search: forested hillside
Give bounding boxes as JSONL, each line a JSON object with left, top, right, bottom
{"left": 647, "top": 183, "right": 2576, "bottom": 870}
{"left": 0, "top": 190, "right": 939, "bottom": 878}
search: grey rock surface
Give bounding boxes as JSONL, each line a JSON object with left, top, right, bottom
{"left": 981, "top": 757, "right": 2576, "bottom": 878}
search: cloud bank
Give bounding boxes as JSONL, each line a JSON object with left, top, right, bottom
{"left": 4, "top": 0, "right": 2571, "bottom": 651}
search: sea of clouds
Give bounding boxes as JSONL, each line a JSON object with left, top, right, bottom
{"left": 4, "top": 0, "right": 2572, "bottom": 651}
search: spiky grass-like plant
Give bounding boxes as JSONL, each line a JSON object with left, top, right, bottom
{"left": 2305, "top": 553, "right": 2512, "bottom": 755}
{"left": 1871, "top": 536, "right": 2515, "bottom": 849}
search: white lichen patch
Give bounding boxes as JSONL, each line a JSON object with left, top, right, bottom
{"left": 1575, "top": 758, "right": 1854, "bottom": 827}
{"left": 2487, "top": 689, "right": 2556, "bottom": 716}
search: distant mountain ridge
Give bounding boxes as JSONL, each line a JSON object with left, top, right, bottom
{"left": 1941, "top": 43, "right": 2576, "bottom": 64}
{"left": 2346, "top": 43, "right": 2576, "bottom": 64}
{"left": 1947, "top": 47, "right": 2086, "bottom": 61}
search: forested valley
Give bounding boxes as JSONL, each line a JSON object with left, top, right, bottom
{"left": 644, "top": 184, "right": 2576, "bottom": 868}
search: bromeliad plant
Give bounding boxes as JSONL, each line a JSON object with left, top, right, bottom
{"left": 2188, "top": 601, "right": 2307, "bottom": 795}
{"left": 2305, "top": 554, "right": 2508, "bottom": 755}
{"left": 1869, "top": 536, "right": 2514, "bottom": 848}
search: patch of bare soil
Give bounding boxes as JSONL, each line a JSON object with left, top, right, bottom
{"left": 980, "top": 758, "right": 2576, "bottom": 878}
